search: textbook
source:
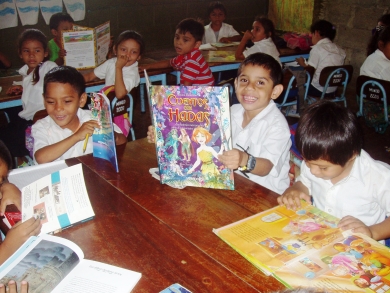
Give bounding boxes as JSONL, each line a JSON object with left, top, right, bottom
{"left": 62, "top": 21, "right": 110, "bottom": 69}
{"left": 0, "top": 234, "right": 141, "bottom": 293}
{"left": 145, "top": 74, "right": 234, "bottom": 190}
{"left": 91, "top": 92, "right": 119, "bottom": 172}
{"left": 214, "top": 201, "right": 390, "bottom": 293}
{"left": 20, "top": 163, "right": 95, "bottom": 235}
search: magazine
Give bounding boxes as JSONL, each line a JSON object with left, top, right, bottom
{"left": 147, "top": 81, "right": 234, "bottom": 190}
{"left": 0, "top": 234, "right": 141, "bottom": 293}
{"left": 214, "top": 201, "right": 390, "bottom": 292}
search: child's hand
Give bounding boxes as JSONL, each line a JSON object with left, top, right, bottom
{"left": 59, "top": 48, "right": 67, "bottom": 58}
{"left": 338, "top": 216, "right": 372, "bottom": 238}
{"left": 242, "top": 30, "right": 252, "bottom": 41}
{"left": 116, "top": 55, "right": 129, "bottom": 70}
{"left": 219, "top": 37, "right": 231, "bottom": 43}
{"left": 6, "top": 86, "right": 23, "bottom": 96}
{"left": 218, "top": 149, "right": 243, "bottom": 169}
{"left": 277, "top": 183, "right": 311, "bottom": 210}
{"left": 0, "top": 183, "right": 21, "bottom": 216}
{"left": 0, "top": 280, "right": 28, "bottom": 293}
{"left": 296, "top": 57, "right": 306, "bottom": 67}
{"left": 147, "top": 125, "right": 155, "bottom": 143}
{"left": 74, "top": 120, "right": 100, "bottom": 141}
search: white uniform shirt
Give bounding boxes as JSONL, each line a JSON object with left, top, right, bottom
{"left": 243, "top": 38, "right": 282, "bottom": 67}
{"left": 231, "top": 101, "right": 291, "bottom": 194}
{"left": 18, "top": 61, "right": 57, "bottom": 120}
{"left": 94, "top": 58, "right": 140, "bottom": 93}
{"left": 360, "top": 49, "right": 390, "bottom": 82}
{"left": 297, "top": 150, "right": 390, "bottom": 227}
{"left": 203, "top": 22, "right": 239, "bottom": 44}
{"left": 307, "top": 38, "right": 346, "bottom": 93}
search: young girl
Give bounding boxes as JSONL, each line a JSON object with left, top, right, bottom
{"left": 296, "top": 20, "right": 346, "bottom": 97}
{"left": 367, "top": 14, "right": 390, "bottom": 56}
{"left": 83, "top": 30, "right": 144, "bottom": 99}
{"left": 361, "top": 26, "right": 390, "bottom": 81}
{"left": 203, "top": 1, "right": 241, "bottom": 44}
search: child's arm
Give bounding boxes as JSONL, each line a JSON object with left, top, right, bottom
{"left": 338, "top": 216, "right": 390, "bottom": 241}
{"left": 147, "top": 125, "right": 155, "bottom": 143}
{"left": 114, "top": 132, "right": 127, "bottom": 145}
{"left": 83, "top": 71, "right": 99, "bottom": 83}
{"left": 277, "top": 182, "right": 311, "bottom": 209}
{"left": 0, "top": 183, "right": 21, "bottom": 216}
{"left": 54, "top": 49, "right": 67, "bottom": 66}
{"left": 0, "top": 280, "right": 28, "bottom": 293}
{"left": 6, "top": 86, "right": 23, "bottom": 96}
{"left": 0, "top": 52, "right": 11, "bottom": 68}
{"left": 138, "top": 60, "right": 172, "bottom": 72}
{"left": 114, "top": 55, "right": 129, "bottom": 99}
{"left": 235, "top": 31, "right": 252, "bottom": 60}
{"left": 34, "top": 120, "right": 100, "bottom": 164}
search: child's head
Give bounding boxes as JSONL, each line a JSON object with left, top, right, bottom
{"left": 235, "top": 53, "right": 283, "bottom": 115}
{"left": 0, "top": 140, "right": 12, "bottom": 181}
{"left": 296, "top": 101, "right": 363, "bottom": 180}
{"left": 43, "top": 66, "right": 87, "bottom": 131}
{"left": 251, "top": 16, "right": 276, "bottom": 43}
{"left": 367, "top": 14, "right": 390, "bottom": 56}
{"left": 310, "top": 20, "right": 336, "bottom": 44}
{"left": 191, "top": 127, "right": 212, "bottom": 144}
{"left": 113, "top": 30, "right": 144, "bottom": 66}
{"left": 49, "top": 12, "right": 74, "bottom": 40}
{"left": 207, "top": 1, "right": 227, "bottom": 26}
{"left": 377, "top": 26, "right": 390, "bottom": 60}
{"left": 174, "top": 18, "right": 204, "bottom": 55}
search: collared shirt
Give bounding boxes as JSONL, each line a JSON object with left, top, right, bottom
{"left": 360, "top": 49, "right": 390, "bottom": 82}
{"left": 203, "top": 22, "right": 239, "bottom": 44}
{"left": 297, "top": 150, "right": 390, "bottom": 227}
{"left": 307, "top": 38, "right": 346, "bottom": 93}
{"left": 243, "top": 38, "right": 282, "bottom": 67}
{"left": 231, "top": 101, "right": 291, "bottom": 194}
{"left": 94, "top": 58, "right": 140, "bottom": 92}
{"left": 170, "top": 49, "right": 215, "bottom": 86}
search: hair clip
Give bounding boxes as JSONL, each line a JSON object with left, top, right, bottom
{"left": 332, "top": 26, "right": 335, "bottom": 30}
{"left": 376, "top": 25, "right": 385, "bottom": 31}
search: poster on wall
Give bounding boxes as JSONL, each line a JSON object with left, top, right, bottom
{"left": 15, "top": 0, "right": 40, "bottom": 26}
{"left": 63, "top": 0, "right": 85, "bottom": 21}
{"left": 40, "top": 0, "right": 63, "bottom": 25}
{"left": 0, "top": 1, "right": 18, "bottom": 29}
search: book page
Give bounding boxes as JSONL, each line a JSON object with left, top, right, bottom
{"left": 95, "top": 21, "right": 110, "bottom": 65}
{"left": 53, "top": 259, "right": 141, "bottom": 293}
{"left": 62, "top": 29, "right": 96, "bottom": 69}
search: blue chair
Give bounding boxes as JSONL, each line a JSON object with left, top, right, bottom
{"left": 111, "top": 93, "right": 136, "bottom": 141}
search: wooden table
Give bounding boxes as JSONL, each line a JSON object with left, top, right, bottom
{"left": 56, "top": 139, "right": 284, "bottom": 292}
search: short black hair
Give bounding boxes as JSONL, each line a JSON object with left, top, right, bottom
{"left": 254, "top": 16, "right": 276, "bottom": 42}
{"left": 237, "top": 52, "right": 282, "bottom": 86}
{"left": 310, "top": 20, "right": 336, "bottom": 41}
{"left": 176, "top": 18, "right": 205, "bottom": 42}
{"left": 207, "top": 1, "right": 227, "bottom": 16}
{"left": 43, "top": 66, "right": 85, "bottom": 97}
{"left": 114, "top": 30, "right": 145, "bottom": 55}
{"left": 49, "top": 12, "right": 74, "bottom": 31}
{"left": 0, "top": 140, "right": 12, "bottom": 171}
{"left": 296, "top": 101, "right": 363, "bottom": 166}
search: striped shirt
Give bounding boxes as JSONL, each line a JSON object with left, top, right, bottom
{"left": 171, "top": 49, "right": 215, "bottom": 85}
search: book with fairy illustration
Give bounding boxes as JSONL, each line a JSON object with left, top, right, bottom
{"left": 214, "top": 201, "right": 390, "bottom": 293}
{"left": 145, "top": 74, "right": 234, "bottom": 190}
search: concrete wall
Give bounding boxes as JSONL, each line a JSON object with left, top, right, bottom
{"left": 0, "top": 0, "right": 268, "bottom": 67}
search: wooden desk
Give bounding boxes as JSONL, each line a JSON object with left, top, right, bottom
{"left": 67, "top": 139, "right": 283, "bottom": 292}
{"left": 0, "top": 76, "right": 23, "bottom": 110}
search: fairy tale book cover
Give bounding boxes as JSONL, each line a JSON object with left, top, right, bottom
{"left": 149, "top": 85, "right": 234, "bottom": 190}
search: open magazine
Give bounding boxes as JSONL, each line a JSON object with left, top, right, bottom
{"left": 0, "top": 234, "right": 141, "bottom": 293}
{"left": 214, "top": 201, "right": 390, "bottom": 293}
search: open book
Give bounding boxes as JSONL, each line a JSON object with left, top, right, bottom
{"left": 62, "top": 21, "right": 110, "bottom": 69}
{"left": 0, "top": 234, "right": 141, "bottom": 293}
{"left": 214, "top": 201, "right": 390, "bottom": 293}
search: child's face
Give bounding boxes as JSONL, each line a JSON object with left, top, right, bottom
{"left": 44, "top": 82, "right": 87, "bottom": 132}
{"left": 209, "top": 9, "right": 226, "bottom": 27}
{"left": 234, "top": 64, "right": 283, "bottom": 117}
{"left": 174, "top": 30, "right": 201, "bottom": 55}
{"left": 19, "top": 40, "right": 48, "bottom": 72}
{"left": 251, "top": 21, "right": 267, "bottom": 42}
{"left": 304, "top": 157, "right": 356, "bottom": 183}
{"left": 312, "top": 31, "right": 322, "bottom": 45}
{"left": 114, "top": 39, "right": 141, "bottom": 66}
{"left": 52, "top": 21, "right": 73, "bottom": 40}
{"left": 378, "top": 41, "right": 390, "bottom": 60}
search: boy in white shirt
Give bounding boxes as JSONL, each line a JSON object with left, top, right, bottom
{"left": 278, "top": 101, "right": 390, "bottom": 243}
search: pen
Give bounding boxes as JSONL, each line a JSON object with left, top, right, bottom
{"left": 83, "top": 134, "right": 89, "bottom": 153}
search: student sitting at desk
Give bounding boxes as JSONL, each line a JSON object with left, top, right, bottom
{"left": 32, "top": 66, "right": 126, "bottom": 164}
{"left": 140, "top": 18, "right": 214, "bottom": 86}
{"left": 203, "top": 1, "right": 241, "bottom": 44}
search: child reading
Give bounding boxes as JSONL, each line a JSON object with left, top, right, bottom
{"left": 32, "top": 66, "right": 126, "bottom": 164}
{"left": 203, "top": 1, "right": 241, "bottom": 44}
{"left": 140, "top": 18, "right": 214, "bottom": 86}
{"left": 83, "top": 30, "right": 144, "bottom": 99}
{"left": 277, "top": 101, "right": 390, "bottom": 242}
{"left": 48, "top": 12, "right": 74, "bottom": 66}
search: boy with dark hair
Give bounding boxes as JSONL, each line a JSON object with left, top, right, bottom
{"left": 278, "top": 101, "right": 390, "bottom": 242}
{"left": 48, "top": 12, "right": 74, "bottom": 65}
{"left": 32, "top": 66, "right": 126, "bottom": 164}
{"left": 140, "top": 18, "right": 214, "bottom": 86}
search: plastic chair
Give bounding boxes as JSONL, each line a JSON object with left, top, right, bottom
{"left": 306, "top": 65, "right": 353, "bottom": 107}
{"left": 356, "top": 75, "right": 390, "bottom": 134}
{"left": 111, "top": 93, "right": 136, "bottom": 141}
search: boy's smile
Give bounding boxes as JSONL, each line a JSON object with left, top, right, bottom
{"left": 174, "top": 30, "right": 201, "bottom": 55}
{"left": 115, "top": 39, "right": 141, "bottom": 66}
{"left": 44, "top": 82, "right": 87, "bottom": 132}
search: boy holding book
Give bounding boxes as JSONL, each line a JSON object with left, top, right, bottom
{"left": 278, "top": 101, "right": 390, "bottom": 242}
{"left": 48, "top": 12, "right": 74, "bottom": 65}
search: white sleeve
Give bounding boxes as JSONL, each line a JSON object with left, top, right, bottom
{"left": 243, "top": 45, "right": 258, "bottom": 58}
{"left": 122, "top": 68, "right": 140, "bottom": 92}
{"left": 227, "top": 25, "right": 239, "bottom": 37}
{"left": 113, "top": 123, "right": 123, "bottom": 134}
{"left": 93, "top": 61, "right": 109, "bottom": 79}
{"left": 32, "top": 122, "right": 50, "bottom": 156}
{"left": 296, "top": 161, "right": 312, "bottom": 194}
{"left": 307, "top": 47, "right": 320, "bottom": 69}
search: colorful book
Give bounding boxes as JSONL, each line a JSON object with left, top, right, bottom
{"left": 214, "top": 201, "right": 390, "bottom": 293}
{"left": 0, "top": 234, "right": 141, "bottom": 293}
{"left": 145, "top": 74, "right": 234, "bottom": 190}
{"left": 2, "top": 212, "right": 21, "bottom": 229}
{"left": 160, "top": 283, "right": 192, "bottom": 293}
{"left": 91, "top": 92, "right": 119, "bottom": 172}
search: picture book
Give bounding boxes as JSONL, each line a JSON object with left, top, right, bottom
{"left": 147, "top": 82, "right": 234, "bottom": 190}
{"left": 205, "top": 50, "right": 236, "bottom": 63}
{"left": 62, "top": 21, "right": 110, "bottom": 69}
{"left": 91, "top": 92, "right": 119, "bottom": 172}
{"left": 214, "top": 201, "right": 390, "bottom": 293}
{"left": 0, "top": 234, "right": 141, "bottom": 293}
{"left": 2, "top": 212, "right": 21, "bottom": 229}
{"left": 20, "top": 163, "right": 95, "bottom": 235}
{"left": 160, "top": 283, "right": 192, "bottom": 293}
